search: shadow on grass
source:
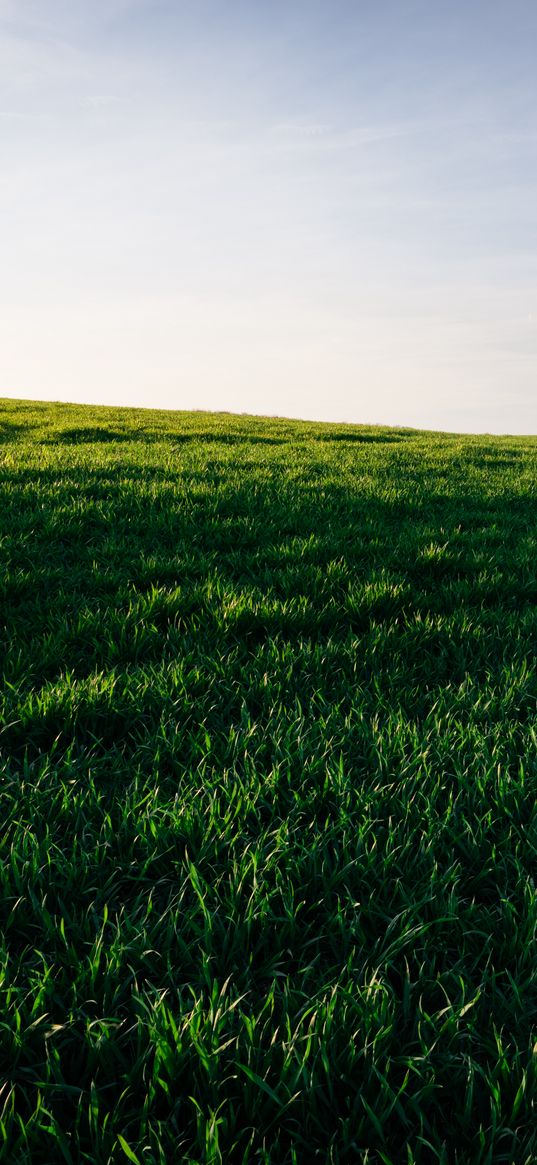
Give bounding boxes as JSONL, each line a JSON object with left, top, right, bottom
{"left": 46, "top": 427, "right": 418, "bottom": 449}
{"left": 313, "top": 432, "right": 403, "bottom": 444}
{"left": 0, "top": 421, "right": 33, "bottom": 443}
{"left": 49, "top": 427, "right": 287, "bottom": 447}
{"left": 50, "top": 427, "right": 134, "bottom": 444}
{"left": 171, "top": 432, "right": 285, "bottom": 446}
{"left": 472, "top": 454, "right": 525, "bottom": 468}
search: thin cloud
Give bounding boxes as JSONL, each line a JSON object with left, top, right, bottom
{"left": 271, "top": 122, "right": 331, "bottom": 137}
{"left": 83, "top": 94, "right": 122, "bottom": 111}
{"left": 0, "top": 108, "right": 44, "bottom": 117}
{"left": 269, "top": 119, "right": 435, "bottom": 152}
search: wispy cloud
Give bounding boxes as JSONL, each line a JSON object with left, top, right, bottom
{"left": 83, "top": 94, "right": 121, "bottom": 111}
{"left": 268, "top": 119, "right": 436, "bottom": 153}
{"left": 270, "top": 122, "right": 331, "bottom": 138}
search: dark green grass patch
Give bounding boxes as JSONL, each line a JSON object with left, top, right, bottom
{"left": 1, "top": 398, "right": 537, "bottom": 1163}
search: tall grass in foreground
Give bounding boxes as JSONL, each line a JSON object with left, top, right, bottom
{"left": 0, "top": 397, "right": 536, "bottom": 1164}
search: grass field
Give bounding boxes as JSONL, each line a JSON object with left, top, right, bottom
{"left": 1, "top": 397, "right": 537, "bottom": 1164}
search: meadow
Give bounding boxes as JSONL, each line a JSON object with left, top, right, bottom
{"left": 1, "top": 396, "right": 536, "bottom": 1164}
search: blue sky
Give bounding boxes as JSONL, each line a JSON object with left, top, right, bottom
{"left": 1, "top": 0, "right": 536, "bottom": 432}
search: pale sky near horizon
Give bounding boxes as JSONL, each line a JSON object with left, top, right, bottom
{"left": 1, "top": 0, "right": 536, "bottom": 434}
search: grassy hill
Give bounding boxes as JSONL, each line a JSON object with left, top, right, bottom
{"left": 1, "top": 397, "right": 537, "bottom": 1163}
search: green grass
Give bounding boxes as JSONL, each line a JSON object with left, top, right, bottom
{"left": 1, "top": 396, "right": 536, "bottom": 1164}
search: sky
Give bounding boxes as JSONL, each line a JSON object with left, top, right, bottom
{"left": 1, "top": 0, "right": 536, "bottom": 434}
